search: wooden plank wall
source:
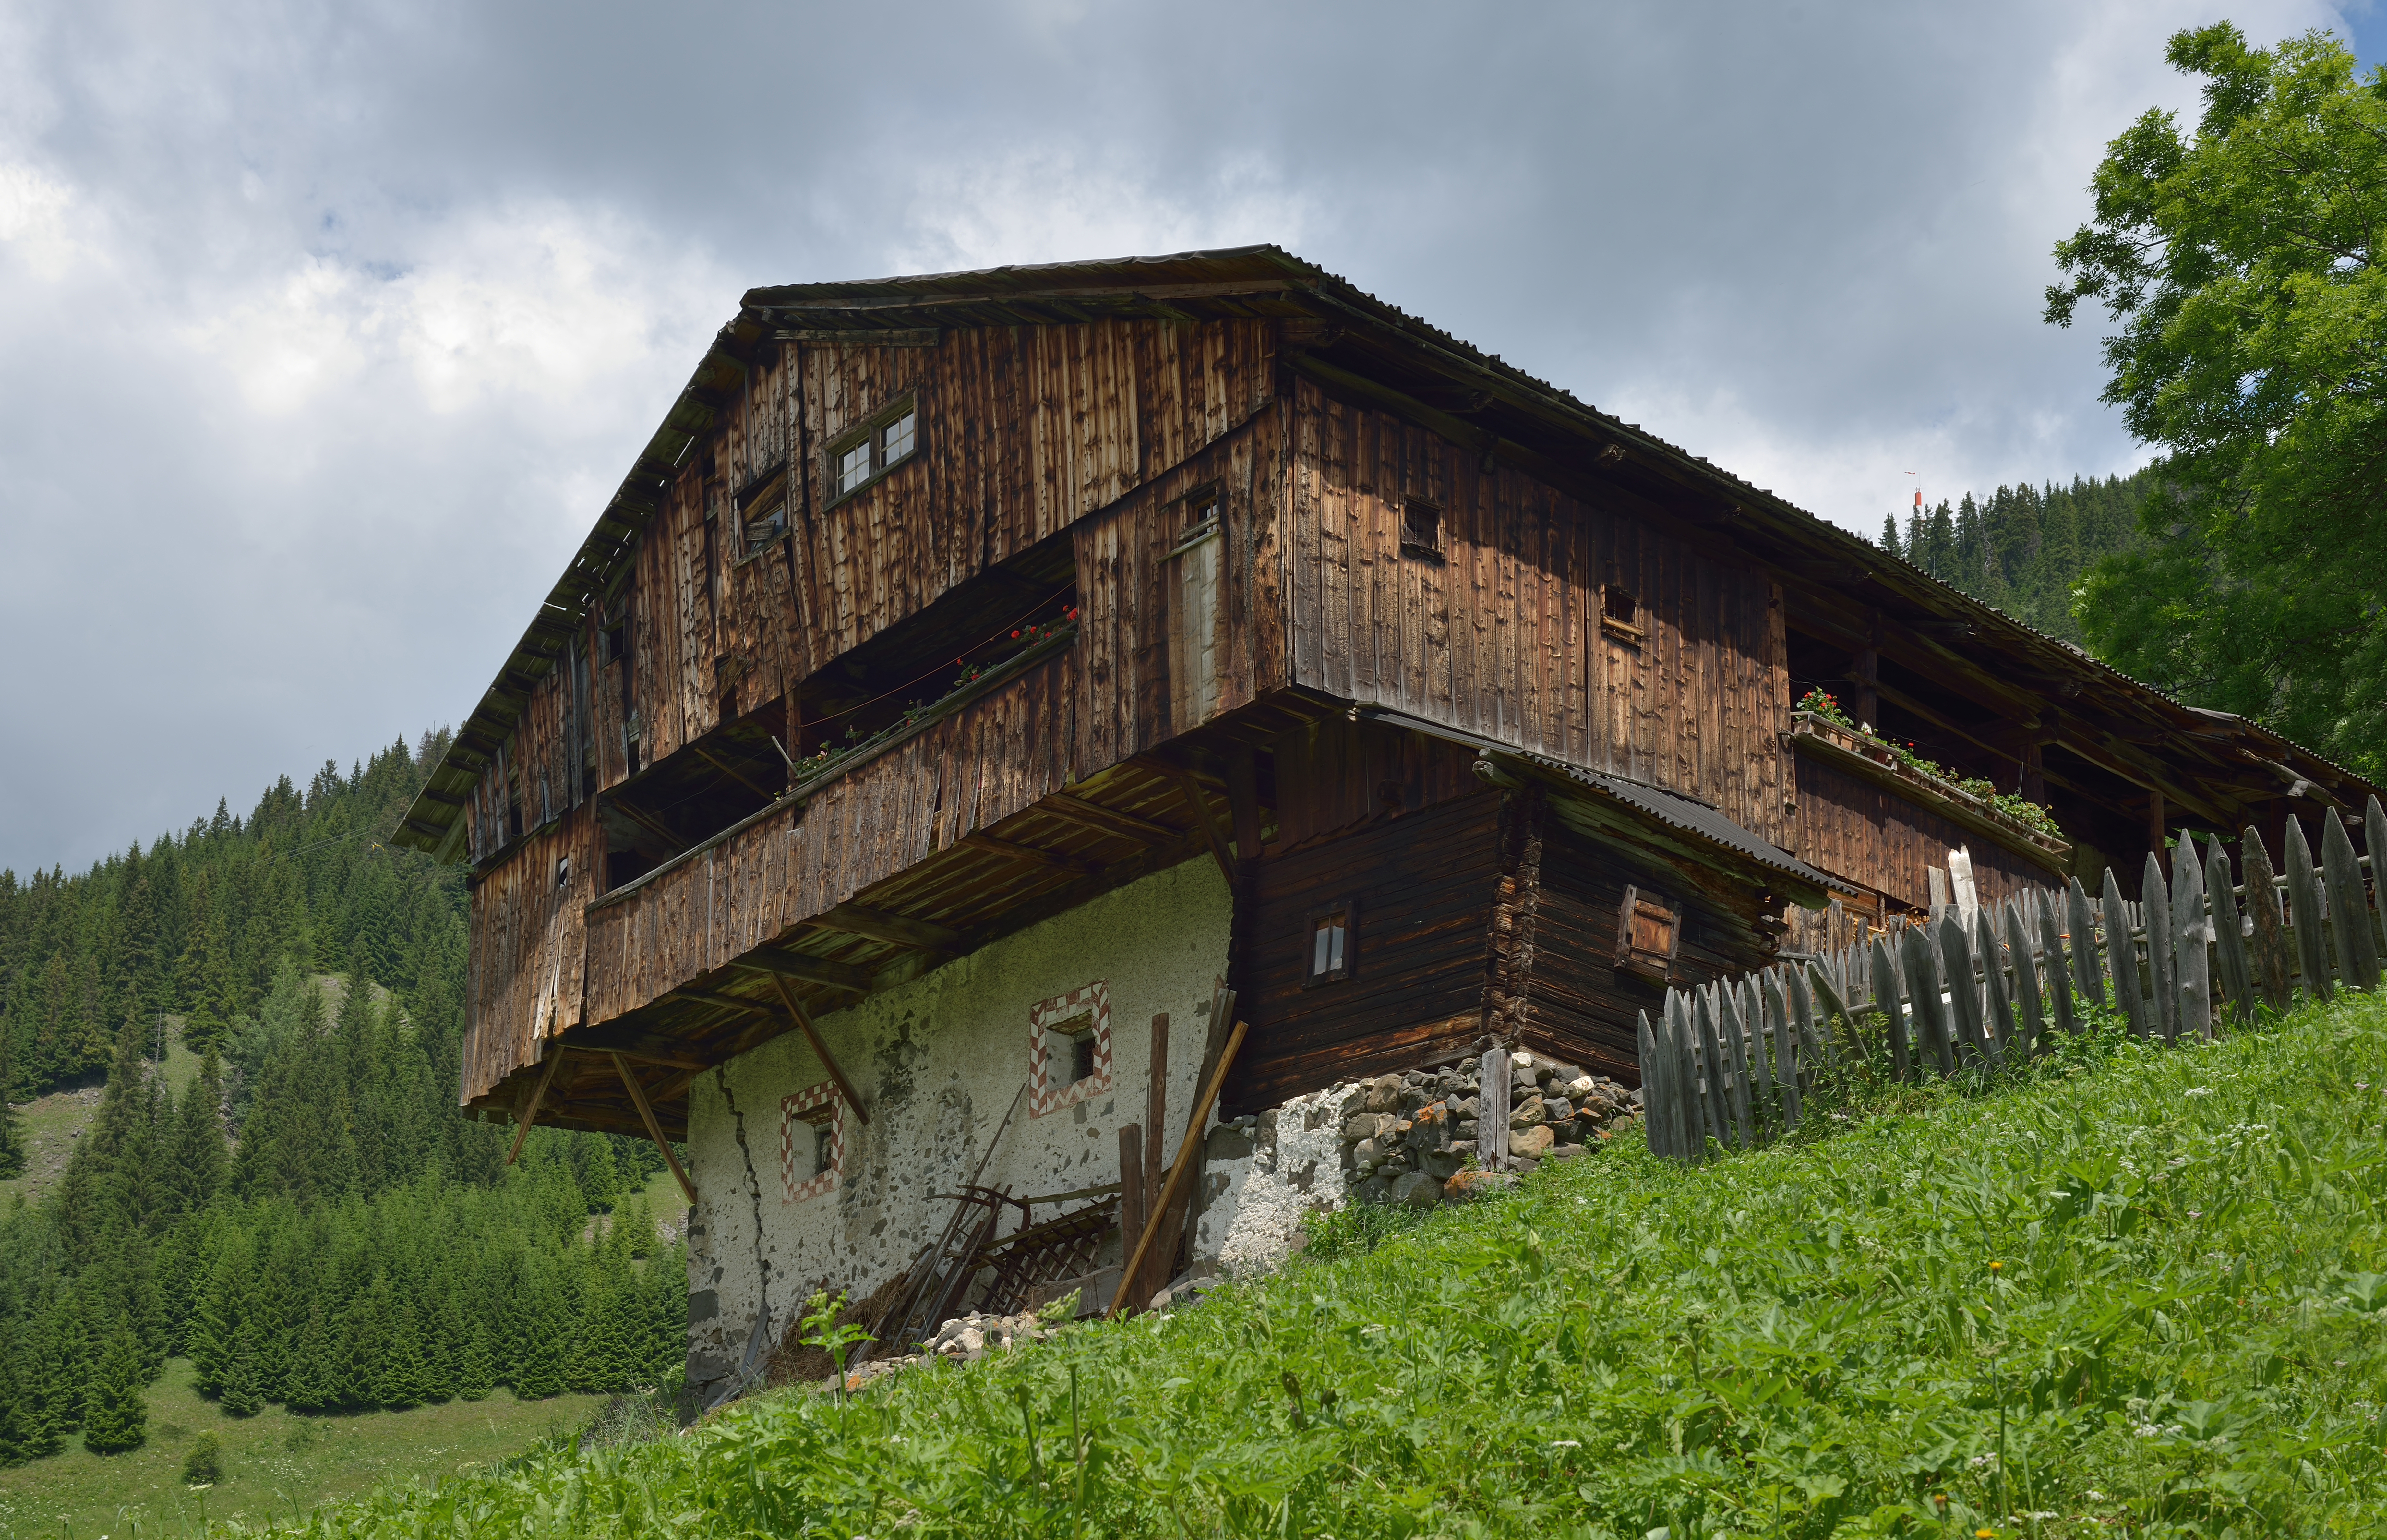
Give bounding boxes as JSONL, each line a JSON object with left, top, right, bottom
{"left": 1285, "top": 379, "right": 1790, "bottom": 844}
{"left": 462, "top": 812, "right": 594, "bottom": 1105}
{"left": 567, "top": 648, "right": 1082, "bottom": 1050}
{"left": 1793, "top": 753, "right": 2051, "bottom": 915}
{"left": 1071, "top": 408, "right": 1288, "bottom": 765}
{"left": 620, "top": 318, "right": 1276, "bottom": 779}
{"left": 1270, "top": 717, "right": 1482, "bottom": 852}
{"left": 1231, "top": 791, "right": 1506, "bottom": 1113}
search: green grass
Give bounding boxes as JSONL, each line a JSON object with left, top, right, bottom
{"left": 0, "top": 1357, "right": 610, "bottom": 1539}
{"left": 209, "top": 994, "right": 2387, "bottom": 1536}
{"left": 2, "top": 1018, "right": 202, "bottom": 1211}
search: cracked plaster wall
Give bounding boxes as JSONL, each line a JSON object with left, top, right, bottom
{"left": 684, "top": 857, "right": 1230, "bottom": 1392}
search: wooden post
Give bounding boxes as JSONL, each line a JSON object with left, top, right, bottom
{"left": 2019, "top": 739, "right": 2045, "bottom": 807}
{"left": 2171, "top": 838, "right": 2212, "bottom": 1040}
{"left": 765, "top": 973, "right": 870, "bottom": 1124}
{"left": 2207, "top": 840, "right": 2254, "bottom": 1028}
{"left": 1869, "top": 937, "right": 1912, "bottom": 1080}
{"left": 1166, "top": 765, "right": 1238, "bottom": 888}
{"left": 2004, "top": 901, "right": 2044, "bottom": 1056}
{"left": 2285, "top": 816, "right": 2332, "bottom": 1000}
{"left": 2066, "top": 876, "right": 2105, "bottom": 1009}
{"left": 2322, "top": 811, "right": 2379, "bottom": 993}
{"left": 2243, "top": 825, "right": 2293, "bottom": 1011}
{"left": 2038, "top": 896, "right": 2078, "bottom": 1037}
{"left": 2147, "top": 790, "right": 2167, "bottom": 878}
{"left": 507, "top": 1049, "right": 566, "bottom": 1166}
{"left": 1480, "top": 1046, "right": 1511, "bottom": 1168}
{"left": 2144, "top": 851, "right": 2178, "bottom": 1041}
{"left": 1145, "top": 1014, "right": 1169, "bottom": 1220}
{"left": 2100, "top": 866, "right": 2148, "bottom": 1036}
{"left": 1108, "top": 1017, "right": 1249, "bottom": 1320}
{"left": 611, "top": 1052, "right": 697, "bottom": 1206}
{"left": 1117, "top": 1125, "right": 1146, "bottom": 1251}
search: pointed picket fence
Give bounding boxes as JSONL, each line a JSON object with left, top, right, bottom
{"left": 1637, "top": 796, "right": 2387, "bottom": 1162}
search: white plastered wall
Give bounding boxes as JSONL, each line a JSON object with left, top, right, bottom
{"left": 683, "top": 857, "right": 1231, "bottom": 1389}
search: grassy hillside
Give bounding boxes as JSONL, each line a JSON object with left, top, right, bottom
{"left": 0, "top": 1357, "right": 610, "bottom": 1538}
{"left": 0, "top": 1017, "right": 201, "bottom": 1209}
{"left": 221, "top": 994, "right": 2387, "bottom": 1536}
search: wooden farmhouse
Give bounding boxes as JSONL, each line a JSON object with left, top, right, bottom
{"left": 393, "top": 247, "right": 2376, "bottom": 1395}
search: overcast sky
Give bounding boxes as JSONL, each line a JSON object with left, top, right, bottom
{"left": 2, "top": 1, "right": 2378, "bottom": 873}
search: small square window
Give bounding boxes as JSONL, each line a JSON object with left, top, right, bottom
{"left": 1304, "top": 899, "right": 1357, "bottom": 985}
{"left": 808, "top": 1117, "right": 834, "bottom": 1179}
{"left": 836, "top": 439, "right": 872, "bottom": 496}
{"left": 782, "top": 1086, "right": 844, "bottom": 1201}
{"left": 1044, "top": 1010, "right": 1098, "bottom": 1086}
{"left": 880, "top": 409, "right": 916, "bottom": 466}
{"left": 1600, "top": 584, "right": 1645, "bottom": 643}
{"left": 1400, "top": 498, "right": 1441, "bottom": 559}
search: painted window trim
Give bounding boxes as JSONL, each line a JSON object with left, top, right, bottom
{"left": 822, "top": 393, "right": 921, "bottom": 510}
{"left": 780, "top": 1079, "right": 847, "bottom": 1203}
{"left": 1027, "top": 981, "right": 1113, "bottom": 1118}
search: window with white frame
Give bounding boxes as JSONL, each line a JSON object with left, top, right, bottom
{"left": 826, "top": 397, "right": 920, "bottom": 503}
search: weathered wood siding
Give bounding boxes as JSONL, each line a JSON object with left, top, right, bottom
{"left": 1286, "top": 379, "right": 1789, "bottom": 842}
{"left": 463, "top": 812, "right": 594, "bottom": 1103}
{"left": 1231, "top": 791, "right": 1505, "bottom": 1113}
{"left": 568, "top": 649, "right": 1083, "bottom": 1052}
{"left": 1071, "top": 408, "right": 1289, "bottom": 764}
{"left": 1794, "top": 752, "right": 2050, "bottom": 914}
{"left": 621, "top": 318, "right": 1276, "bottom": 776}
{"left": 1270, "top": 716, "right": 1482, "bottom": 852}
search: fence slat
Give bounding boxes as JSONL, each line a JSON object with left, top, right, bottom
{"left": 2101, "top": 867, "right": 2147, "bottom": 1036}
{"left": 1637, "top": 1009, "right": 1670, "bottom": 1159}
{"left": 2038, "top": 897, "right": 2078, "bottom": 1038}
{"left": 1746, "top": 978, "right": 1781, "bottom": 1128}
{"left": 1665, "top": 992, "right": 1705, "bottom": 1158}
{"left": 1694, "top": 987, "right": 1738, "bottom": 1150}
{"left": 1978, "top": 908, "right": 2019, "bottom": 1055}
{"left": 1763, "top": 977, "right": 1800, "bottom": 1127}
{"left": 2144, "top": 851, "right": 2178, "bottom": 1042}
{"left": 1719, "top": 982, "right": 1757, "bottom": 1141}
{"left": 2006, "top": 900, "right": 2045, "bottom": 1055}
{"left": 1787, "top": 966, "right": 1827, "bottom": 1073}
{"left": 2242, "top": 826, "right": 2293, "bottom": 1011}
{"left": 2322, "top": 811, "right": 2378, "bottom": 993}
{"left": 2173, "top": 835, "right": 2212, "bottom": 1041}
{"left": 2368, "top": 795, "right": 2387, "bottom": 962}
{"left": 1901, "top": 925, "right": 1954, "bottom": 1076}
{"left": 1938, "top": 914, "right": 1993, "bottom": 1068}
{"left": 1870, "top": 937, "right": 1912, "bottom": 1080}
{"left": 2207, "top": 838, "right": 2254, "bottom": 1028}
{"left": 2285, "top": 816, "right": 2333, "bottom": 1001}
{"left": 2067, "top": 876, "right": 2105, "bottom": 1008}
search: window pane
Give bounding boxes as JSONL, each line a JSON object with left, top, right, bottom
{"left": 1312, "top": 921, "right": 1332, "bottom": 977}
{"left": 880, "top": 410, "right": 916, "bottom": 466}
{"left": 837, "top": 440, "right": 872, "bottom": 494}
{"left": 1326, "top": 920, "right": 1345, "bottom": 973}
{"left": 812, "top": 1123, "right": 834, "bottom": 1178}
{"left": 1069, "top": 1032, "right": 1097, "bottom": 1085}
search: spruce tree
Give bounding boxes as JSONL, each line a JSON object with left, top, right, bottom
{"left": 79, "top": 1318, "right": 147, "bottom": 1454}
{"left": 168, "top": 1050, "right": 230, "bottom": 1217}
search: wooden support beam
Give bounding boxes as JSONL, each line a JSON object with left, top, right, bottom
{"left": 675, "top": 986, "right": 771, "bottom": 1017}
{"left": 809, "top": 904, "right": 964, "bottom": 954}
{"left": 611, "top": 1052, "right": 698, "bottom": 1205}
{"left": 1849, "top": 641, "right": 1879, "bottom": 732}
{"left": 958, "top": 828, "right": 1097, "bottom": 876}
{"left": 1226, "top": 746, "right": 1263, "bottom": 861}
{"left": 1163, "top": 764, "right": 1238, "bottom": 887}
{"left": 734, "top": 947, "right": 876, "bottom": 993}
{"left": 606, "top": 794, "right": 691, "bottom": 858}
{"left": 1109, "top": 1015, "right": 1249, "bottom": 1320}
{"left": 764, "top": 972, "right": 870, "bottom": 1124}
{"left": 1037, "top": 791, "right": 1182, "bottom": 847}
{"left": 507, "top": 1049, "right": 567, "bottom": 1165}
{"left": 690, "top": 743, "right": 778, "bottom": 803}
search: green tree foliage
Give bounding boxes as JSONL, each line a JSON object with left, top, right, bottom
{"left": 79, "top": 1318, "right": 147, "bottom": 1454}
{"left": 0, "top": 733, "right": 686, "bottom": 1470}
{"left": 1877, "top": 467, "right": 2158, "bottom": 644}
{"left": 2048, "top": 24, "right": 2387, "bottom": 778}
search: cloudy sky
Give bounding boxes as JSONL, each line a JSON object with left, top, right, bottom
{"left": 1, "top": 0, "right": 2378, "bottom": 873}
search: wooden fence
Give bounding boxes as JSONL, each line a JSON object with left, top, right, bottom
{"left": 1637, "top": 797, "right": 2387, "bottom": 1161}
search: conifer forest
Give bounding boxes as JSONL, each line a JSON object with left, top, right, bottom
{"left": 1875, "top": 465, "right": 2157, "bottom": 644}
{"left": 0, "top": 737, "right": 687, "bottom": 1467}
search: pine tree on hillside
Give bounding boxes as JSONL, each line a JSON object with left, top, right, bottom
{"left": 168, "top": 1049, "right": 230, "bottom": 1218}
{"left": 218, "top": 1319, "right": 264, "bottom": 1418}
{"left": 0, "top": 1006, "right": 22, "bottom": 1180}
{"left": 79, "top": 1318, "right": 147, "bottom": 1454}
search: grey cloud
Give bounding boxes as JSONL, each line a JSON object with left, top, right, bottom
{"left": 0, "top": 0, "right": 2356, "bottom": 869}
